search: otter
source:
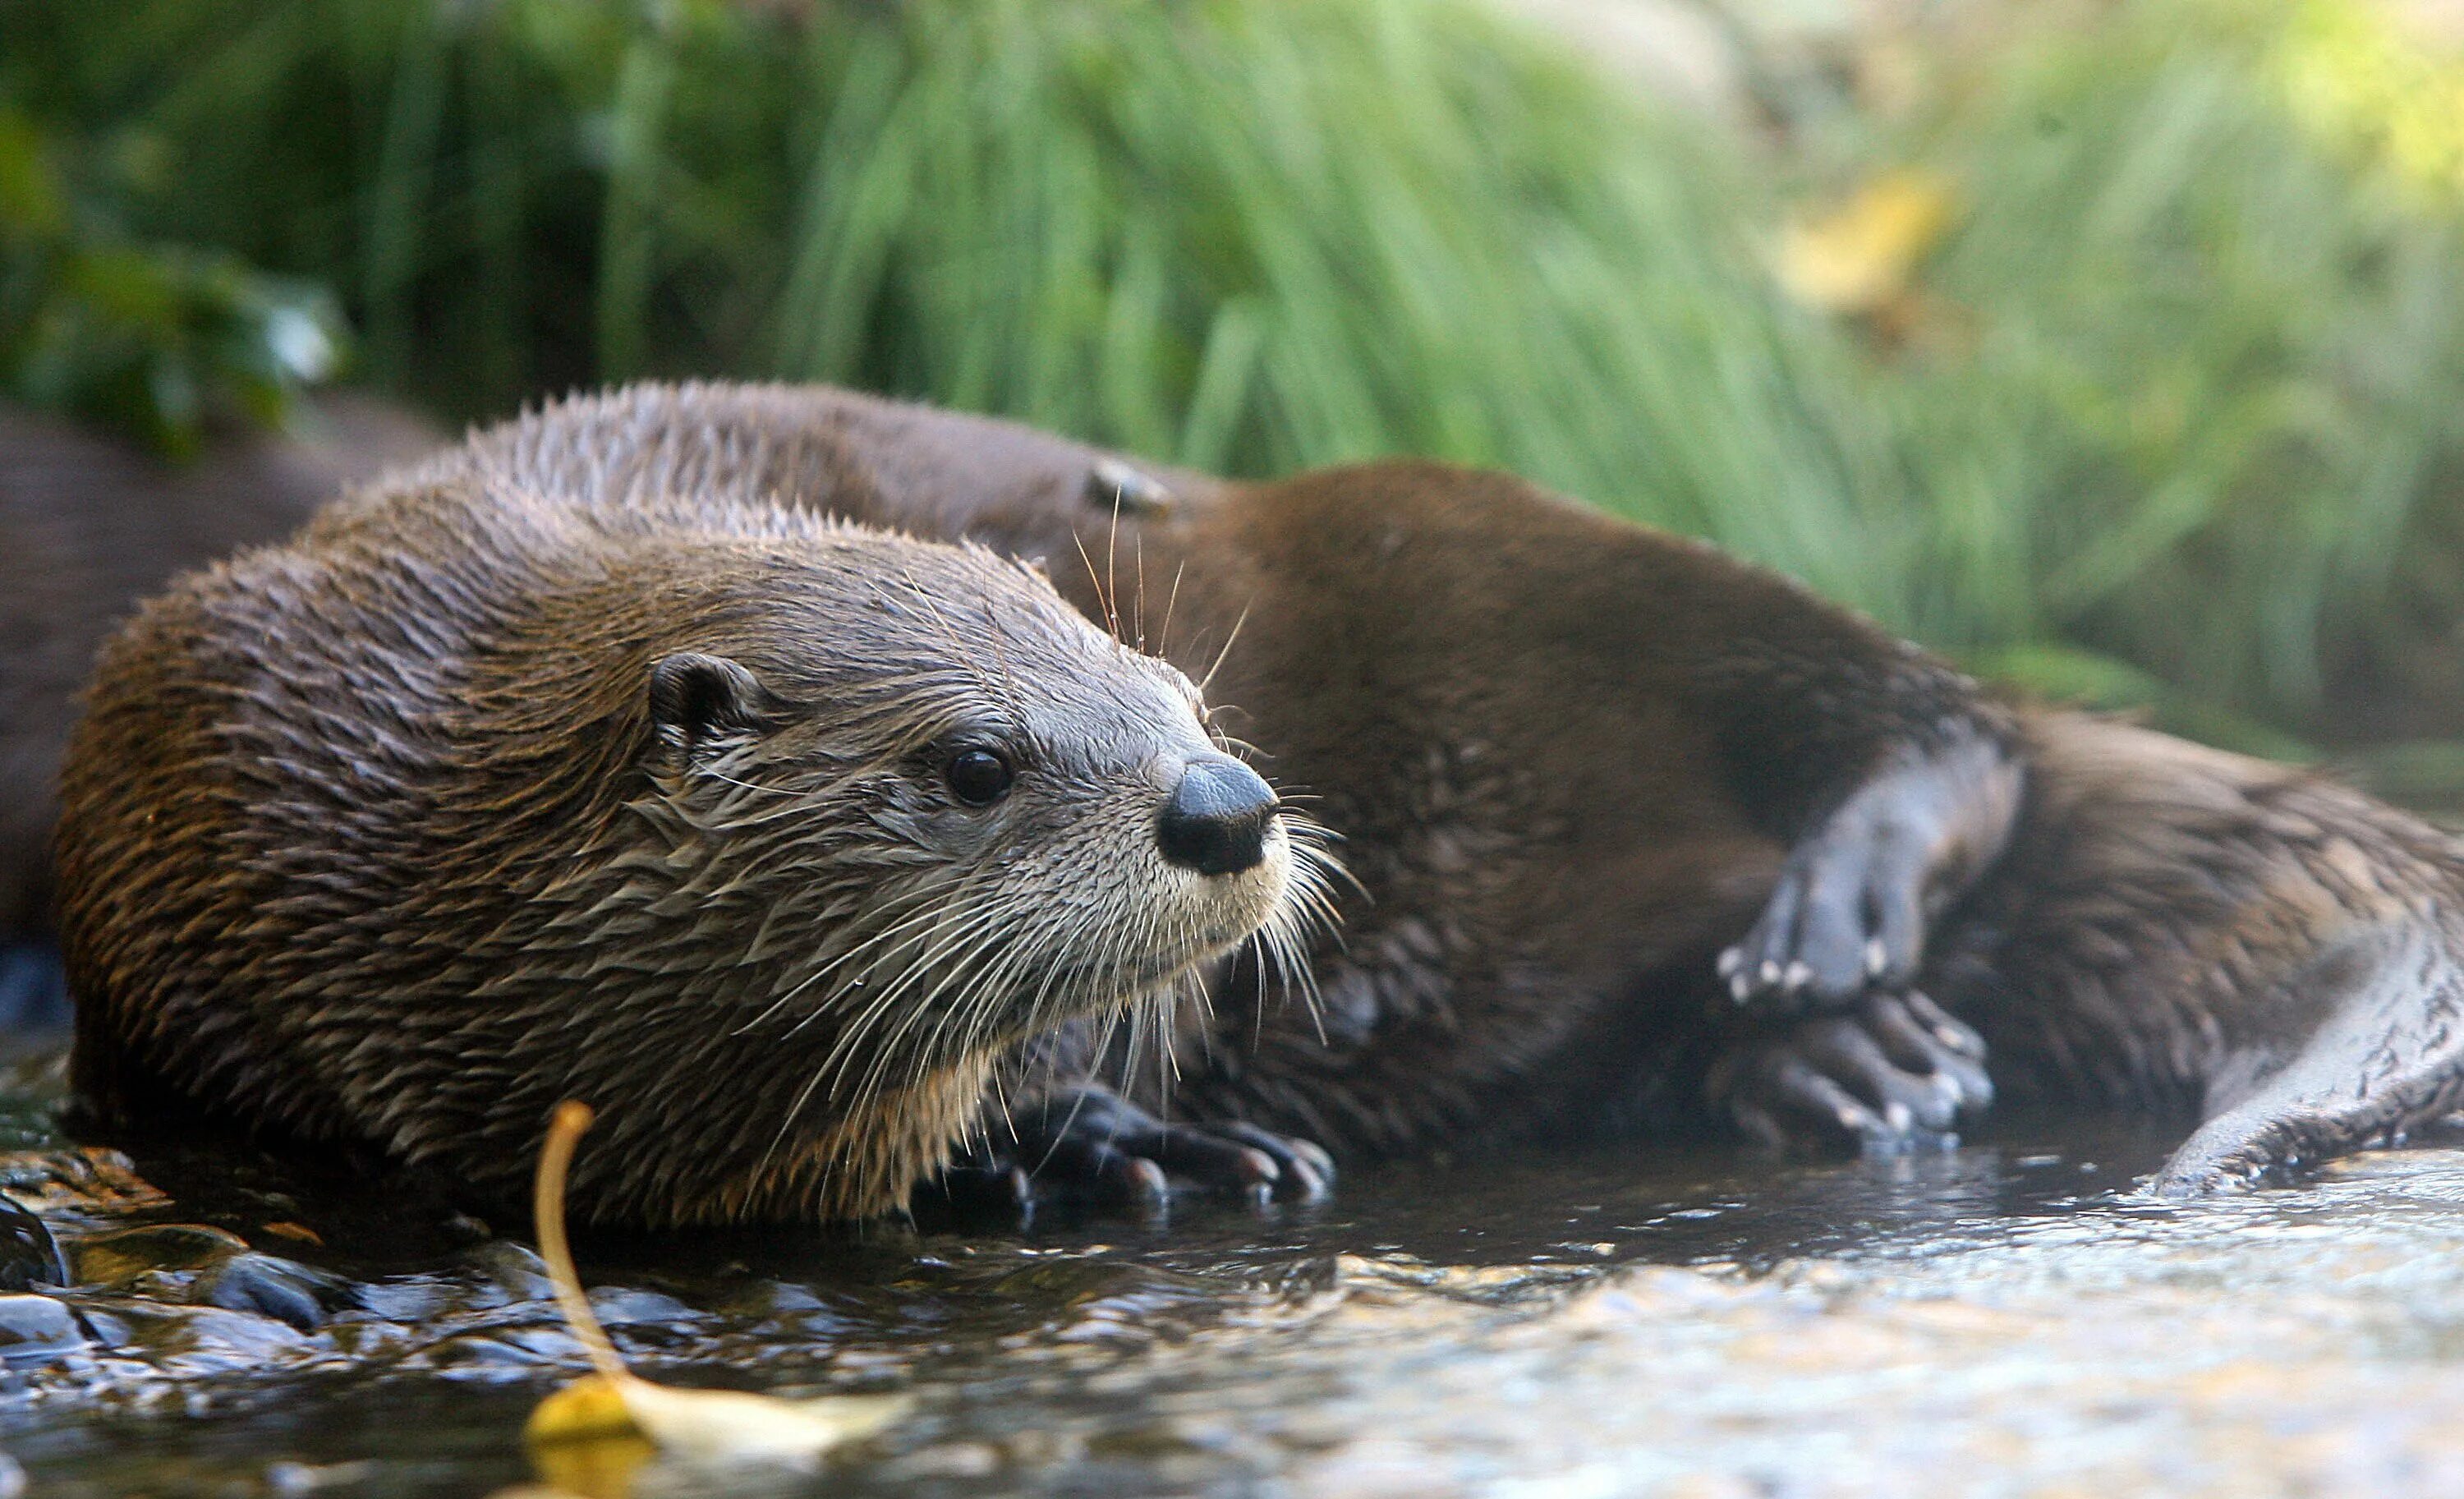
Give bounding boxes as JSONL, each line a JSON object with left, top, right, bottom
{"left": 384, "top": 384, "right": 2464, "bottom": 1198}
{"left": 54, "top": 465, "right": 1335, "bottom": 1226}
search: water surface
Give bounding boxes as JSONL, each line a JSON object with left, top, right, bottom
{"left": 2, "top": 1045, "right": 2459, "bottom": 1499}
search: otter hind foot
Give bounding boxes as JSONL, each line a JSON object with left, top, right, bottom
{"left": 1722, "top": 732, "right": 2021, "bottom": 1017}
{"left": 943, "top": 1085, "right": 1334, "bottom": 1215}
{"left": 2153, "top": 923, "right": 2464, "bottom": 1197}
{"left": 1712, "top": 991, "right": 1993, "bottom": 1156}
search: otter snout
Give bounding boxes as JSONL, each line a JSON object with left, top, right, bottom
{"left": 1157, "top": 754, "right": 1280, "bottom": 876}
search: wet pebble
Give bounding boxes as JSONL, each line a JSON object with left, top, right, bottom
{"left": 460, "top": 1240, "right": 558, "bottom": 1304}
{"left": 194, "top": 1251, "right": 358, "bottom": 1331}
{"left": 0, "top": 1197, "right": 63, "bottom": 1290}
{"left": 0, "top": 1294, "right": 84, "bottom": 1361}
{"left": 71, "top": 1222, "right": 250, "bottom": 1285}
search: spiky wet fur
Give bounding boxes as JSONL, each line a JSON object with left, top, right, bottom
{"left": 58, "top": 463, "right": 1317, "bottom": 1226}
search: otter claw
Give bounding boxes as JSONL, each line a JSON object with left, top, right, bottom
{"left": 1711, "top": 992, "right": 1994, "bottom": 1156}
{"left": 1724, "top": 732, "right": 2020, "bottom": 1018}
{"left": 956, "top": 1085, "right": 1334, "bottom": 1213}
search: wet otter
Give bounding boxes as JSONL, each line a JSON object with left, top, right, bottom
{"left": 401, "top": 384, "right": 2464, "bottom": 1196}
{"left": 55, "top": 466, "right": 1333, "bottom": 1226}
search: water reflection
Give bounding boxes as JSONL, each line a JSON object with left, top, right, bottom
{"left": 0, "top": 1044, "right": 2460, "bottom": 1498}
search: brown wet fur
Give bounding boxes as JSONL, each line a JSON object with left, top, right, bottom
{"left": 55, "top": 381, "right": 2464, "bottom": 1211}
{"left": 56, "top": 434, "right": 1302, "bottom": 1226}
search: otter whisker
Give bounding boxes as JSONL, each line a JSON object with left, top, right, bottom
{"left": 1106, "top": 495, "right": 1124, "bottom": 649}
{"left": 739, "top": 875, "right": 993, "bottom": 1037}
{"left": 759, "top": 902, "right": 1028, "bottom": 1191}
{"left": 832, "top": 895, "right": 1039, "bottom": 1120}
{"left": 810, "top": 895, "right": 1018, "bottom": 1087}
{"left": 898, "top": 565, "right": 1009, "bottom": 706}
{"left": 1158, "top": 560, "right": 1186, "bottom": 664}
{"left": 858, "top": 926, "right": 1022, "bottom": 1105}
{"left": 1070, "top": 528, "right": 1123, "bottom": 646}
{"left": 979, "top": 611, "right": 1027, "bottom": 724}
{"left": 692, "top": 768, "right": 802, "bottom": 798}
{"left": 1198, "top": 602, "right": 1252, "bottom": 694}
{"left": 1133, "top": 532, "right": 1147, "bottom": 654}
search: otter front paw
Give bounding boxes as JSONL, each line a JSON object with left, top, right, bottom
{"left": 1721, "top": 732, "right": 2020, "bottom": 1016}
{"left": 935, "top": 1086, "right": 1333, "bottom": 1214}
{"left": 1710, "top": 991, "right": 1993, "bottom": 1155}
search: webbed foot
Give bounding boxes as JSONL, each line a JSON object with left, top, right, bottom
{"left": 1711, "top": 991, "right": 1993, "bottom": 1155}
{"left": 931, "top": 1085, "right": 1333, "bottom": 1216}
{"left": 1721, "top": 732, "right": 2020, "bottom": 1017}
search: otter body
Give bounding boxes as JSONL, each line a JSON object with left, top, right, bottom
{"left": 62, "top": 382, "right": 2464, "bottom": 1214}
{"left": 413, "top": 384, "right": 2464, "bottom": 1193}
{"left": 57, "top": 456, "right": 1320, "bottom": 1225}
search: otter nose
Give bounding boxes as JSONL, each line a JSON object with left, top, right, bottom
{"left": 1156, "top": 755, "right": 1279, "bottom": 876}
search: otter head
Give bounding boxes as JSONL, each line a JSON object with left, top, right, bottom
{"left": 572, "top": 526, "right": 1332, "bottom": 1224}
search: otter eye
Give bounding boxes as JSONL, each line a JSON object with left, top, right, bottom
{"left": 945, "top": 747, "right": 1014, "bottom": 806}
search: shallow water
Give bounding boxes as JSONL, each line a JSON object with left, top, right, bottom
{"left": 3, "top": 1039, "right": 2462, "bottom": 1499}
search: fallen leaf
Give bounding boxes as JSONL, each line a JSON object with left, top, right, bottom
{"left": 1776, "top": 168, "right": 1958, "bottom": 315}
{"left": 518, "top": 1101, "right": 910, "bottom": 1496}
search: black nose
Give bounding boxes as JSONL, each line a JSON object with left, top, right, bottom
{"left": 1156, "top": 755, "right": 1279, "bottom": 876}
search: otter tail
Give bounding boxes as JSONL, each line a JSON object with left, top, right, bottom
{"left": 2154, "top": 917, "right": 2464, "bottom": 1193}
{"left": 1934, "top": 710, "right": 2464, "bottom": 1189}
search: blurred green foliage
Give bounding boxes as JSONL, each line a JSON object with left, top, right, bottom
{"left": 1864, "top": 1, "right": 2464, "bottom": 751}
{"left": 5, "top": 0, "right": 2464, "bottom": 777}
{"left": 0, "top": 107, "right": 345, "bottom": 458}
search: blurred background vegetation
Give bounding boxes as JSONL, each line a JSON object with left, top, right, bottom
{"left": 7, "top": 0, "right": 2464, "bottom": 800}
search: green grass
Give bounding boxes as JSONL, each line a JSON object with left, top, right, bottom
{"left": 1869, "top": 2, "right": 2464, "bottom": 737}
{"left": 6, "top": 0, "right": 2464, "bottom": 775}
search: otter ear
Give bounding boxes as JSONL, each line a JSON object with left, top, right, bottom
{"left": 649, "top": 652, "right": 772, "bottom": 759}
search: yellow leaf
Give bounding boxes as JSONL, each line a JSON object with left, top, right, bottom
{"left": 609, "top": 1380, "right": 908, "bottom": 1465}
{"left": 525, "top": 1373, "right": 642, "bottom": 1447}
{"left": 1776, "top": 169, "right": 1958, "bottom": 315}
{"left": 524, "top": 1376, "right": 655, "bottom": 1499}
{"left": 517, "top": 1101, "right": 911, "bottom": 1493}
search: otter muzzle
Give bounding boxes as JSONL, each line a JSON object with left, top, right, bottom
{"left": 1156, "top": 754, "right": 1279, "bottom": 876}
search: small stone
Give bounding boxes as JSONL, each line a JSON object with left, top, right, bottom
{"left": 195, "top": 1252, "right": 356, "bottom": 1331}
{"left": 0, "top": 1294, "right": 84, "bottom": 1360}
{"left": 0, "top": 1198, "right": 63, "bottom": 1290}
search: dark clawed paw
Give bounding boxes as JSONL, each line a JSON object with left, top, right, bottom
{"left": 1713, "top": 991, "right": 1993, "bottom": 1156}
{"left": 928, "top": 1162, "right": 1036, "bottom": 1216}
{"left": 1719, "top": 812, "right": 1929, "bottom": 1019}
{"left": 1720, "top": 736, "right": 2017, "bottom": 1018}
{"left": 934, "top": 1087, "right": 1333, "bottom": 1218}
